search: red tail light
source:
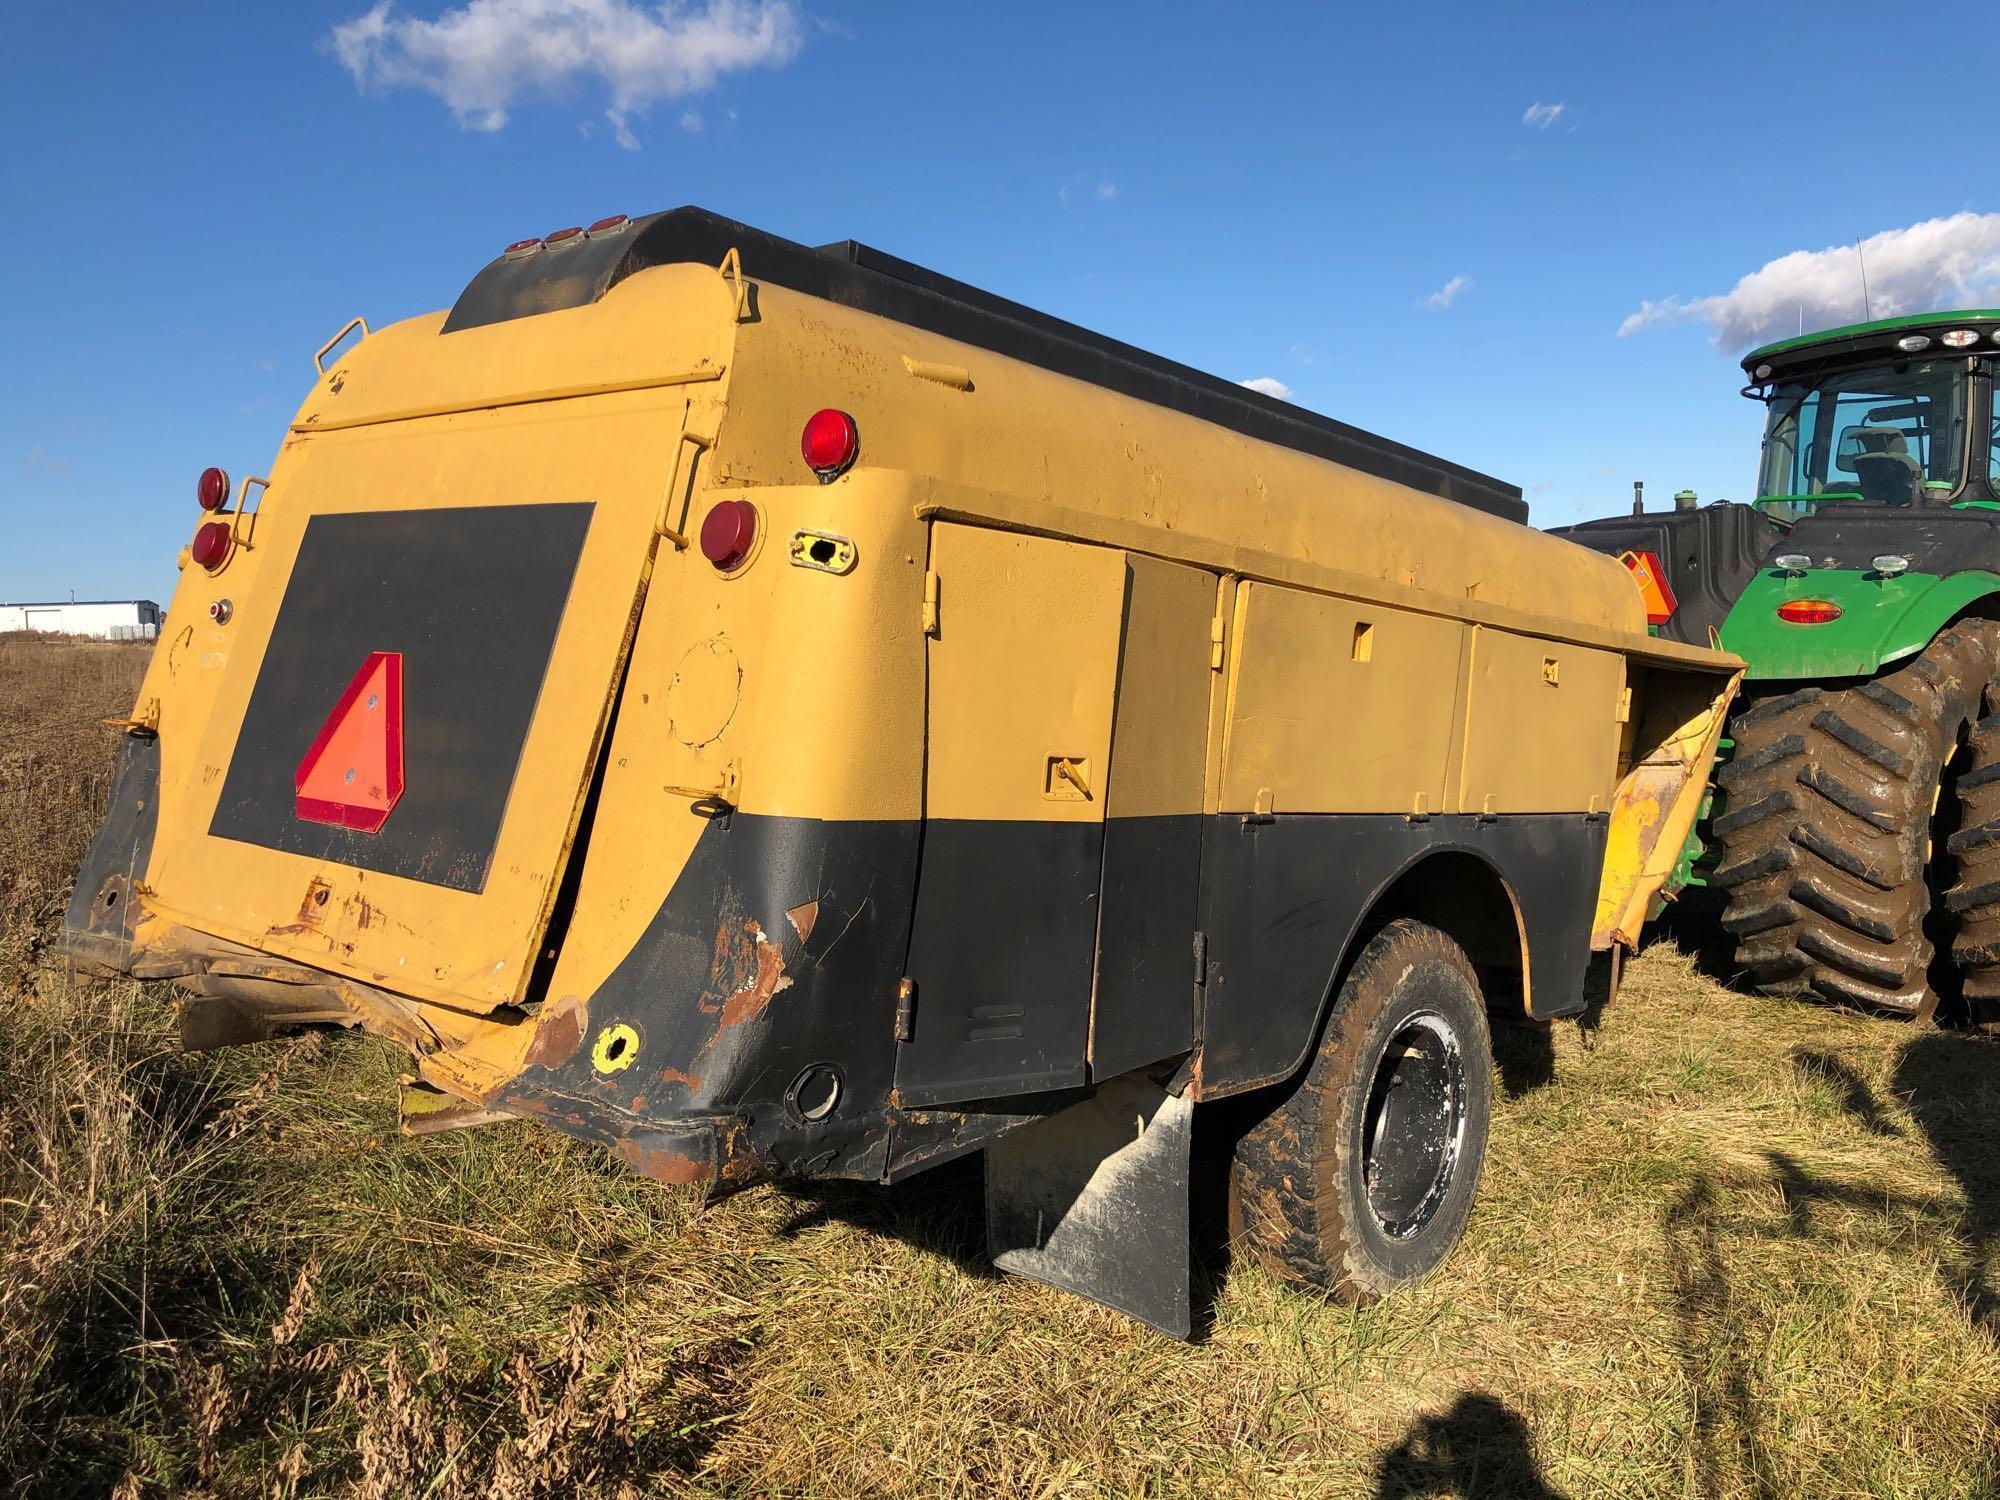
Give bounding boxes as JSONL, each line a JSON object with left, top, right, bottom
{"left": 196, "top": 466, "right": 230, "bottom": 511}
{"left": 700, "top": 499, "right": 758, "bottom": 570}
{"left": 191, "top": 520, "right": 232, "bottom": 571}
{"left": 1777, "top": 599, "right": 1842, "bottom": 625}
{"left": 801, "top": 409, "right": 858, "bottom": 481}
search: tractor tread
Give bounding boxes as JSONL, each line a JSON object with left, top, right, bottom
{"left": 1713, "top": 622, "right": 2000, "bottom": 1020}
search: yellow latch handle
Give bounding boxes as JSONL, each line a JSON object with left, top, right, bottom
{"left": 314, "top": 316, "right": 370, "bottom": 376}
{"left": 1054, "top": 758, "right": 1092, "bottom": 798}
{"left": 230, "top": 475, "right": 270, "bottom": 547}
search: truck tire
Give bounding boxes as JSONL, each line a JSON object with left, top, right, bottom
{"left": 1226, "top": 919, "right": 1493, "bottom": 1298}
{"left": 1712, "top": 622, "right": 2000, "bottom": 1017}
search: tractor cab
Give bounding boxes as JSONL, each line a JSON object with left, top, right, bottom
{"left": 1744, "top": 312, "right": 2000, "bottom": 520}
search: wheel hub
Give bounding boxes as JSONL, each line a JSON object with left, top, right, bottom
{"left": 1361, "top": 1011, "right": 1468, "bottom": 1240}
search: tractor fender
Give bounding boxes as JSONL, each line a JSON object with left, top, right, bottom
{"left": 1719, "top": 567, "right": 2000, "bottom": 681}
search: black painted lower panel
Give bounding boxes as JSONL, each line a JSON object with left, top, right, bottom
{"left": 1194, "top": 812, "right": 1608, "bottom": 1095}
{"left": 897, "top": 818, "right": 1107, "bottom": 1108}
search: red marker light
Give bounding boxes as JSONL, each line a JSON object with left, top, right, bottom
{"left": 196, "top": 466, "right": 230, "bottom": 512}
{"left": 700, "top": 499, "right": 758, "bottom": 570}
{"left": 191, "top": 520, "right": 232, "bottom": 571}
{"left": 1777, "top": 599, "right": 1842, "bottom": 625}
{"left": 503, "top": 237, "right": 542, "bottom": 259}
{"left": 801, "top": 408, "right": 858, "bottom": 481}
{"left": 587, "top": 213, "right": 630, "bottom": 234}
{"left": 544, "top": 225, "right": 584, "bottom": 246}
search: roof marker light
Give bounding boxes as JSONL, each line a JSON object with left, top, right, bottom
{"left": 801, "top": 409, "right": 859, "bottom": 481}
{"left": 197, "top": 466, "right": 230, "bottom": 512}
{"left": 544, "top": 226, "right": 584, "bottom": 247}
{"left": 1773, "top": 553, "right": 1812, "bottom": 572}
{"left": 503, "top": 237, "right": 542, "bottom": 259}
{"left": 1872, "top": 554, "right": 1911, "bottom": 577}
{"left": 1777, "top": 599, "right": 1842, "bottom": 625}
{"left": 1897, "top": 334, "right": 1933, "bottom": 353}
{"left": 1942, "top": 329, "right": 1980, "bottom": 348}
{"left": 587, "top": 213, "right": 630, "bottom": 235}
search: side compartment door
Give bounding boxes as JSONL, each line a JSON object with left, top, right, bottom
{"left": 895, "top": 524, "right": 1126, "bottom": 1106}
{"left": 1086, "top": 555, "right": 1217, "bottom": 1081}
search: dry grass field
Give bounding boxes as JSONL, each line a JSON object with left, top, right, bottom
{"left": 3, "top": 631, "right": 1999, "bottom": 1497}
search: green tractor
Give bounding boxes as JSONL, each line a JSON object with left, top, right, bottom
{"left": 1555, "top": 310, "right": 2000, "bottom": 1025}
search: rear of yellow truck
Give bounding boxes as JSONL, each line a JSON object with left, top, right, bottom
{"left": 64, "top": 208, "right": 1737, "bottom": 1333}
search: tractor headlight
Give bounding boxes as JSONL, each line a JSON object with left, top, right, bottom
{"left": 1871, "top": 554, "right": 1911, "bottom": 577}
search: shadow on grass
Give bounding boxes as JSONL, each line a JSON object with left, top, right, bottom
{"left": 1788, "top": 1047, "right": 1904, "bottom": 1138}
{"left": 1663, "top": 1177, "right": 1780, "bottom": 1500}
{"left": 1370, "top": 1391, "right": 1566, "bottom": 1499}
{"left": 1652, "top": 884, "right": 1745, "bottom": 991}
{"left": 1893, "top": 1032, "right": 2000, "bottom": 1335}
{"left": 1661, "top": 1031, "right": 2000, "bottom": 1499}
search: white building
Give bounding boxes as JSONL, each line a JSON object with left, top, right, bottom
{"left": 1, "top": 599, "right": 163, "bottom": 640}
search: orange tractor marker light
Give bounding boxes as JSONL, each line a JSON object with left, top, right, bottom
{"left": 295, "top": 651, "right": 405, "bottom": 833}
{"left": 1618, "top": 549, "right": 1678, "bottom": 626}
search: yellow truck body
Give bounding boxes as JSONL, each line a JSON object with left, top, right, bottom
{"left": 65, "top": 209, "right": 1739, "bottom": 1330}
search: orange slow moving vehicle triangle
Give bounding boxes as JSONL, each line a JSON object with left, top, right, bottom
{"left": 294, "top": 651, "right": 405, "bottom": 833}
{"left": 1617, "top": 548, "right": 1679, "bottom": 627}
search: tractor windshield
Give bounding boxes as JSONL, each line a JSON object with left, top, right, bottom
{"left": 1755, "top": 359, "right": 1968, "bottom": 512}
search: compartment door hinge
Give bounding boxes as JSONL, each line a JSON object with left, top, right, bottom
{"left": 1192, "top": 930, "right": 1208, "bottom": 988}
{"left": 922, "top": 570, "right": 941, "bottom": 637}
{"left": 894, "top": 977, "right": 917, "bottom": 1042}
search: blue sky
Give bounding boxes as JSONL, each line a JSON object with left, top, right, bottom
{"left": 7, "top": 0, "right": 2000, "bottom": 605}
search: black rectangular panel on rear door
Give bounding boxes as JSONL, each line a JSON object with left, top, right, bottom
{"left": 207, "top": 503, "right": 593, "bottom": 893}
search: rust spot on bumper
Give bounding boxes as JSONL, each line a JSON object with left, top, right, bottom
{"left": 523, "top": 994, "right": 589, "bottom": 1070}
{"left": 717, "top": 919, "right": 791, "bottom": 1030}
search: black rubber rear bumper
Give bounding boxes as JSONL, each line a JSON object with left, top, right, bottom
{"left": 59, "top": 733, "right": 159, "bottom": 976}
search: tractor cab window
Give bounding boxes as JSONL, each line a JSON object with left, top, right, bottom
{"left": 1756, "top": 359, "right": 1967, "bottom": 510}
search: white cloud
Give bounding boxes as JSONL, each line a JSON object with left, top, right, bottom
{"left": 1421, "top": 274, "right": 1471, "bottom": 310}
{"left": 1239, "top": 376, "right": 1294, "bottom": 402}
{"left": 1522, "top": 101, "right": 1565, "bottom": 129}
{"left": 679, "top": 108, "right": 702, "bottom": 131}
{"left": 1619, "top": 213, "right": 2000, "bottom": 348}
{"left": 1094, "top": 180, "right": 1117, "bottom": 202}
{"left": 327, "top": 0, "right": 803, "bottom": 143}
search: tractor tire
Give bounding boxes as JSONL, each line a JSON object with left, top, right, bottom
{"left": 1711, "top": 621, "right": 2000, "bottom": 1018}
{"left": 1944, "top": 669, "right": 2000, "bottom": 1030}
{"left": 1226, "top": 919, "right": 1493, "bottom": 1298}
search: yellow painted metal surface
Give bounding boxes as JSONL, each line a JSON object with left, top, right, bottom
{"left": 1456, "top": 630, "right": 1626, "bottom": 814}
{"left": 1104, "top": 556, "right": 1217, "bottom": 820}
{"left": 1594, "top": 663, "right": 1743, "bottom": 946}
{"left": 132, "top": 266, "right": 737, "bottom": 1014}
{"left": 924, "top": 524, "right": 1127, "bottom": 823}
{"left": 1220, "top": 583, "right": 1465, "bottom": 815}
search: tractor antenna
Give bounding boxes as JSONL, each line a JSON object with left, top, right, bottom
{"left": 1632, "top": 480, "right": 1645, "bottom": 516}
{"left": 1857, "top": 238, "right": 1873, "bottom": 321}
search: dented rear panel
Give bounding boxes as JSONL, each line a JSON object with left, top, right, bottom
{"left": 118, "top": 263, "right": 736, "bottom": 1012}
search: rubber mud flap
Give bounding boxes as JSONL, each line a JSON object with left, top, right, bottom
{"left": 984, "top": 1074, "right": 1193, "bottom": 1338}
{"left": 58, "top": 733, "right": 159, "bottom": 975}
